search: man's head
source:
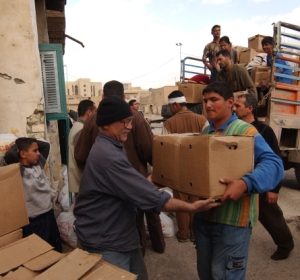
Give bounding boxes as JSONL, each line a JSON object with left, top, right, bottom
{"left": 233, "top": 93, "right": 258, "bottom": 122}
{"left": 167, "top": 90, "right": 187, "bottom": 114}
{"left": 216, "top": 49, "right": 232, "bottom": 70}
{"left": 219, "top": 36, "right": 231, "bottom": 51}
{"left": 129, "top": 99, "right": 140, "bottom": 111}
{"left": 202, "top": 82, "right": 234, "bottom": 126}
{"left": 15, "top": 137, "right": 40, "bottom": 165}
{"left": 103, "top": 80, "right": 125, "bottom": 99}
{"left": 261, "top": 36, "right": 273, "bottom": 56}
{"left": 78, "top": 100, "right": 97, "bottom": 120}
{"left": 96, "top": 95, "right": 133, "bottom": 143}
{"left": 211, "top": 25, "right": 221, "bottom": 40}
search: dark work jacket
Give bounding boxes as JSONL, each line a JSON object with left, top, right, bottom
{"left": 251, "top": 120, "right": 282, "bottom": 193}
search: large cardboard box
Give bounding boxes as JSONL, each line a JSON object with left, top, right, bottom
{"left": 178, "top": 82, "right": 206, "bottom": 103}
{"left": 0, "top": 234, "right": 137, "bottom": 279}
{"left": 0, "top": 164, "right": 29, "bottom": 237}
{"left": 152, "top": 134, "right": 254, "bottom": 198}
{"left": 251, "top": 66, "right": 271, "bottom": 86}
{"left": 248, "top": 34, "right": 266, "bottom": 51}
{"left": 239, "top": 48, "right": 262, "bottom": 64}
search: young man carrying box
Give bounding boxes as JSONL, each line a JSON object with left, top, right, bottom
{"left": 192, "top": 81, "right": 284, "bottom": 280}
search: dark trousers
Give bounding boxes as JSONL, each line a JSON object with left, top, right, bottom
{"left": 23, "top": 209, "right": 62, "bottom": 253}
{"left": 259, "top": 193, "right": 294, "bottom": 252}
{"left": 137, "top": 209, "right": 165, "bottom": 255}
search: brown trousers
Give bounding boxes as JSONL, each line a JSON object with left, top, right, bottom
{"left": 173, "top": 190, "right": 199, "bottom": 240}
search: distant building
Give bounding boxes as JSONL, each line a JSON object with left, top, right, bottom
{"left": 66, "top": 78, "right": 102, "bottom": 98}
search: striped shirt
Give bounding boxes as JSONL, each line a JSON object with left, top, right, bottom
{"left": 195, "top": 114, "right": 284, "bottom": 227}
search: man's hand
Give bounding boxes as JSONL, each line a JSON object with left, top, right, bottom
{"left": 219, "top": 178, "right": 248, "bottom": 202}
{"left": 147, "top": 174, "right": 153, "bottom": 183}
{"left": 205, "top": 63, "right": 213, "bottom": 71}
{"left": 191, "top": 198, "right": 222, "bottom": 212}
{"left": 266, "top": 192, "right": 278, "bottom": 204}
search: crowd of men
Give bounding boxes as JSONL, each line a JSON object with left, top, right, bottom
{"left": 4, "top": 24, "right": 295, "bottom": 280}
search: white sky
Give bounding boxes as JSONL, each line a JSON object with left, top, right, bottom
{"left": 63, "top": 0, "right": 300, "bottom": 89}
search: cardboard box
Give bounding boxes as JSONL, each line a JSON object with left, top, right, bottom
{"left": 0, "top": 234, "right": 137, "bottom": 279}
{"left": 152, "top": 134, "right": 254, "bottom": 198}
{"left": 0, "top": 164, "right": 29, "bottom": 237}
{"left": 239, "top": 48, "right": 263, "bottom": 64}
{"left": 248, "top": 34, "right": 266, "bottom": 51}
{"left": 251, "top": 66, "right": 271, "bottom": 86}
{"left": 234, "top": 45, "right": 248, "bottom": 60}
{"left": 178, "top": 82, "right": 206, "bottom": 103}
{"left": 0, "top": 229, "right": 22, "bottom": 249}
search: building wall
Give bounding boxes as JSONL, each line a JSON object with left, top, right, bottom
{"left": 0, "top": 0, "right": 45, "bottom": 136}
{"left": 66, "top": 79, "right": 102, "bottom": 97}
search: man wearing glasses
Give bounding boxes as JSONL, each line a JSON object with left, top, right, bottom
{"left": 74, "top": 95, "right": 220, "bottom": 279}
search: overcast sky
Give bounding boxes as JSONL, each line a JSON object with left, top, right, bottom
{"left": 63, "top": 0, "right": 300, "bottom": 89}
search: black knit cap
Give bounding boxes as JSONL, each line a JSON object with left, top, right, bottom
{"left": 96, "top": 95, "right": 132, "bottom": 126}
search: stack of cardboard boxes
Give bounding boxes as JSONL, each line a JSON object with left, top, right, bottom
{"left": 0, "top": 164, "right": 137, "bottom": 280}
{"left": 235, "top": 34, "right": 266, "bottom": 65}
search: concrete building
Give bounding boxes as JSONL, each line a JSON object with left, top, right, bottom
{"left": 150, "top": 86, "right": 178, "bottom": 115}
{"left": 66, "top": 79, "right": 102, "bottom": 98}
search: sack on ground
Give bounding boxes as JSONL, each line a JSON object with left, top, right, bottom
{"left": 56, "top": 211, "right": 77, "bottom": 248}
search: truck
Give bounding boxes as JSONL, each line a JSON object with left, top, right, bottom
{"left": 172, "top": 21, "right": 300, "bottom": 186}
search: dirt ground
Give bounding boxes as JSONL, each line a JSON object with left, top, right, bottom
{"left": 143, "top": 169, "right": 300, "bottom": 280}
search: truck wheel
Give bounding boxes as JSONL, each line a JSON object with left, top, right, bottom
{"left": 294, "top": 163, "right": 300, "bottom": 186}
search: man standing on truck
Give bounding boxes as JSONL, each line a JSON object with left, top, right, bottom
{"left": 193, "top": 81, "right": 284, "bottom": 280}
{"left": 234, "top": 93, "right": 294, "bottom": 260}
{"left": 216, "top": 49, "right": 258, "bottom": 98}
{"left": 202, "top": 24, "right": 221, "bottom": 82}
{"left": 162, "top": 90, "right": 209, "bottom": 243}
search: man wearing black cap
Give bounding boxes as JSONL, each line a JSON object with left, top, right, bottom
{"left": 74, "top": 95, "right": 220, "bottom": 279}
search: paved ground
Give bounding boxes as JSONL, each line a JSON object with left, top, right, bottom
{"left": 144, "top": 169, "right": 300, "bottom": 280}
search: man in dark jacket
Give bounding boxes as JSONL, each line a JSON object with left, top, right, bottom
{"left": 74, "top": 80, "right": 164, "bottom": 254}
{"left": 234, "top": 93, "right": 294, "bottom": 260}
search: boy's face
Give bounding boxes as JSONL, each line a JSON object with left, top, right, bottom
{"left": 262, "top": 42, "right": 272, "bottom": 55}
{"left": 20, "top": 142, "right": 40, "bottom": 165}
{"left": 203, "top": 91, "right": 233, "bottom": 123}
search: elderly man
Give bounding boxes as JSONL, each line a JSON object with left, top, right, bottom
{"left": 234, "top": 93, "right": 294, "bottom": 260}
{"left": 74, "top": 80, "right": 164, "bottom": 255}
{"left": 74, "top": 96, "right": 219, "bottom": 279}
{"left": 192, "top": 81, "right": 284, "bottom": 280}
{"left": 216, "top": 49, "right": 257, "bottom": 98}
{"left": 163, "top": 90, "right": 208, "bottom": 243}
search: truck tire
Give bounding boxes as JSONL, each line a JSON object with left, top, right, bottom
{"left": 294, "top": 163, "right": 300, "bottom": 187}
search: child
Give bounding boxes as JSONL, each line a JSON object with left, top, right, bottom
{"left": 4, "top": 137, "right": 62, "bottom": 252}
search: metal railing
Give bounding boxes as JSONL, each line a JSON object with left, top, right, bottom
{"left": 180, "top": 57, "right": 209, "bottom": 82}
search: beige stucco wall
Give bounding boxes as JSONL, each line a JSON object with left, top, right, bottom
{"left": 0, "top": 0, "right": 44, "bottom": 136}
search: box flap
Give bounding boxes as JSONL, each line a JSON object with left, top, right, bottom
{"left": 23, "top": 250, "right": 67, "bottom": 271}
{"left": 81, "top": 260, "right": 137, "bottom": 280}
{"left": 3, "top": 266, "right": 40, "bottom": 279}
{"left": 34, "top": 248, "right": 101, "bottom": 280}
{"left": 0, "top": 164, "right": 29, "bottom": 237}
{"left": 0, "top": 234, "right": 53, "bottom": 275}
{"left": 0, "top": 229, "right": 22, "bottom": 249}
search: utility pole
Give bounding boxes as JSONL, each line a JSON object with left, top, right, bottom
{"left": 176, "top": 43, "right": 182, "bottom": 81}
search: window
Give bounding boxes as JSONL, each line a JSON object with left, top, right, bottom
{"left": 123, "top": 84, "right": 128, "bottom": 90}
{"left": 75, "top": 85, "right": 78, "bottom": 95}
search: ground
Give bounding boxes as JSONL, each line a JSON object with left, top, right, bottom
{"left": 143, "top": 169, "right": 300, "bottom": 280}
{"left": 62, "top": 116, "right": 300, "bottom": 279}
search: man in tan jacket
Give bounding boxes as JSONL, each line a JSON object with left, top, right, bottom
{"left": 163, "top": 90, "right": 209, "bottom": 242}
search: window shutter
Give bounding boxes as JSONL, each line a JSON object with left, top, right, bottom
{"left": 40, "top": 51, "right": 62, "bottom": 113}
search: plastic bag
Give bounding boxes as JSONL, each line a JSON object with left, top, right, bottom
{"left": 144, "top": 212, "right": 175, "bottom": 238}
{"left": 56, "top": 211, "right": 77, "bottom": 248}
{"left": 58, "top": 184, "right": 69, "bottom": 211}
{"left": 160, "top": 212, "right": 175, "bottom": 237}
